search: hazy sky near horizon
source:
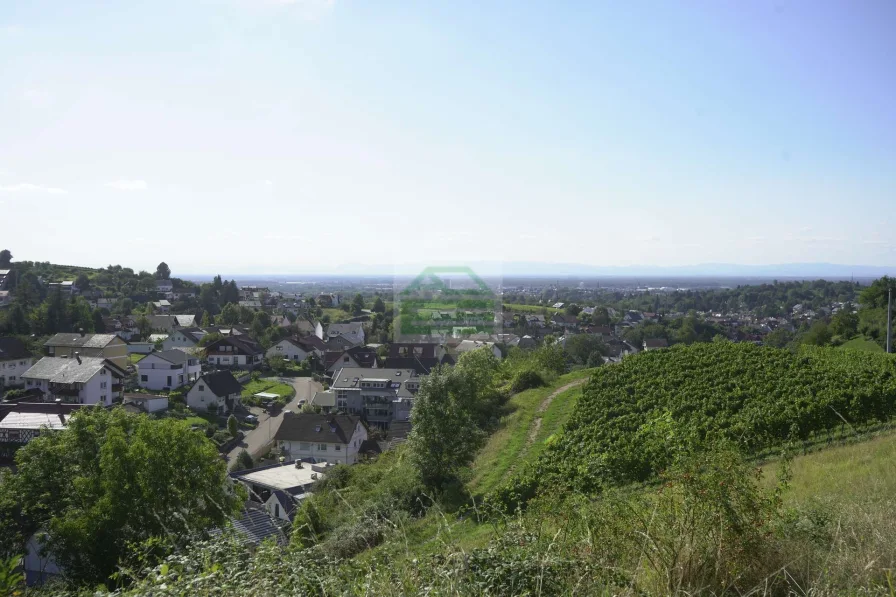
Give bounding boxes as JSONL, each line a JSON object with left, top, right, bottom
{"left": 1, "top": 1, "right": 894, "bottom": 274}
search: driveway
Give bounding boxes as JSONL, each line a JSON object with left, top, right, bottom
{"left": 226, "top": 376, "right": 322, "bottom": 464}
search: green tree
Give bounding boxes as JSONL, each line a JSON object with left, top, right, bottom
{"left": 801, "top": 321, "right": 833, "bottom": 346}
{"left": 564, "top": 334, "right": 607, "bottom": 365}
{"left": 0, "top": 249, "right": 11, "bottom": 268}
{"left": 763, "top": 327, "right": 793, "bottom": 348}
{"left": 201, "top": 311, "right": 211, "bottom": 328}
{"left": 0, "top": 407, "right": 241, "bottom": 585}
{"left": 227, "top": 414, "right": 239, "bottom": 438}
{"left": 136, "top": 314, "right": 152, "bottom": 338}
{"left": 564, "top": 304, "right": 582, "bottom": 317}
{"left": 220, "top": 280, "right": 239, "bottom": 305}
{"left": 372, "top": 296, "right": 386, "bottom": 313}
{"left": 351, "top": 293, "right": 364, "bottom": 316}
{"left": 830, "top": 309, "right": 859, "bottom": 338}
{"left": 408, "top": 366, "right": 487, "bottom": 489}
{"left": 219, "top": 302, "right": 241, "bottom": 326}
{"left": 155, "top": 262, "right": 171, "bottom": 280}
{"left": 74, "top": 273, "right": 90, "bottom": 291}
{"left": 230, "top": 449, "right": 254, "bottom": 473}
{"left": 92, "top": 309, "right": 106, "bottom": 333}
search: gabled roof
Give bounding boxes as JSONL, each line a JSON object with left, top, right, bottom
{"left": 23, "top": 356, "right": 125, "bottom": 383}
{"left": 44, "top": 333, "right": 120, "bottom": 349}
{"left": 148, "top": 315, "right": 177, "bottom": 329}
{"left": 382, "top": 356, "right": 449, "bottom": 375}
{"left": 297, "top": 335, "right": 327, "bottom": 352}
{"left": 0, "top": 337, "right": 31, "bottom": 361}
{"left": 142, "top": 349, "right": 191, "bottom": 366}
{"left": 326, "top": 323, "right": 363, "bottom": 336}
{"left": 274, "top": 413, "right": 360, "bottom": 444}
{"left": 206, "top": 335, "right": 263, "bottom": 355}
{"left": 217, "top": 509, "right": 285, "bottom": 546}
{"left": 324, "top": 346, "right": 378, "bottom": 370}
{"left": 197, "top": 371, "right": 242, "bottom": 397}
{"left": 174, "top": 314, "right": 196, "bottom": 327}
{"left": 174, "top": 327, "right": 206, "bottom": 343}
{"left": 643, "top": 338, "right": 669, "bottom": 348}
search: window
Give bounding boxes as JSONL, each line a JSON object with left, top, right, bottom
{"left": 318, "top": 444, "right": 327, "bottom": 451}
{"left": 335, "top": 444, "right": 341, "bottom": 451}
{"left": 100, "top": 395, "right": 106, "bottom": 402}
{"left": 198, "top": 385, "right": 205, "bottom": 391}
{"left": 100, "top": 382, "right": 107, "bottom": 389}
{"left": 8, "top": 376, "right": 14, "bottom": 382}
{"left": 274, "top": 503, "right": 280, "bottom": 518}
{"left": 101, "top": 369, "right": 107, "bottom": 375}
{"left": 140, "top": 375, "right": 148, "bottom": 382}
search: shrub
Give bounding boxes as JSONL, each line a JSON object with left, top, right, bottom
{"left": 509, "top": 369, "right": 545, "bottom": 393}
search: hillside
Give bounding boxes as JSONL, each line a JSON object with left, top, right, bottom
{"left": 495, "top": 342, "right": 896, "bottom": 509}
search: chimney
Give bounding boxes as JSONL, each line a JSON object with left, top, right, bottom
{"left": 75, "top": 351, "right": 81, "bottom": 364}
{"left": 79, "top": 328, "right": 85, "bottom": 337}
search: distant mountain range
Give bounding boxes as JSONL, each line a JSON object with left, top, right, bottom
{"left": 191, "top": 262, "right": 895, "bottom": 280}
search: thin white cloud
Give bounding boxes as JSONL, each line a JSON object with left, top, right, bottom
{"left": 0, "top": 183, "right": 67, "bottom": 194}
{"left": 105, "top": 179, "right": 148, "bottom": 191}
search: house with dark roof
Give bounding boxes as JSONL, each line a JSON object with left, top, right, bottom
{"left": 213, "top": 508, "right": 287, "bottom": 546}
{"left": 186, "top": 371, "right": 243, "bottom": 413}
{"left": 0, "top": 337, "right": 34, "bottom": 389}
{"left": 274, "top": 413, "right": 368, "bottom": 465}
{"left": 330, "top": 367, "right": 420, "bottom": 429}
{"left": 383, "top": 342, "right": 453, "bottom": 374}
{"left": 136, "top": 349, "right": 201, "bottom": 391}
{"left": 265, "top": 336, "right": 316, "bottom": 363}
{"left": 205, "top": 335, "right": 264, "bottom": 369}
{"left": 161, "top": 327, "right": 207, "bottom": 351}
{"left": 642, "top": 338, "right": 669, "bottom": 351}
{"left": 323, "top": 322, "right": 365, "bottom": 346}
{"left": 22, "top": 356, "right": 127, "bottom": 406}
{"left": 0, "top": 402, "right": 83, "bottom": 453}
{"left": 324, "top": 346, "right": 378, "bottom": 374}
{"left": 44, "top": 332, "right": 128, "bottom": 370}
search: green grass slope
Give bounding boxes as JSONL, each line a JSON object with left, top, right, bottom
{"left": 839, "top": 335, "right": 884, "bottom": 353}
{"left": 496, "top": 343, "right": 896, "bottom": 509}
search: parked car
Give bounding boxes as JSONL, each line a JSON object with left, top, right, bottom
{"left": 245, "top": 414, "right": 258, "bottom": 424}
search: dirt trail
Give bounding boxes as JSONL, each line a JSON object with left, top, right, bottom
{"left": 526, "top": 378, "right": 588, "bottom": 445}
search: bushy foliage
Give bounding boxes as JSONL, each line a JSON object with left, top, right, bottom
{"left": 495, "top": 343, "right": 896, "bottom": 510}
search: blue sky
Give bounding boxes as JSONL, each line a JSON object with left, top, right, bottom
{"left": 1, "top": 0, "right": 894, "bottom": 275}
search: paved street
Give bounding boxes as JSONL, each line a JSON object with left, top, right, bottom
{"left": 226, "top": 376, "right": 321, "bottom": 464}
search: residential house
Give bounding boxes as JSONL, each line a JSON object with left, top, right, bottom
{"left": 230, "top": 459, "right": 330, "bottom": 521}
{"left": 136, "top": 349, "right": 201, "bottom": 391}
{"left": 122, "top": 393, "right": 168, "bottom": 413}
{"left": 324, "top": 322, "right": 365, "bottom": 346}
{"left": 212, "top": 510, "right": 286, "bottom": 547}
{"left": 0, "top": 269, "right": 9, "bottom": 290}
{"left": 47, "top": 280, "right": 77, "bottom": 295}
{"left": 294, "top": 318, "right": 316, "bottom": 336}
{"left": 551, "top": 302, "right": 565, "bottom": 309}
{"left": 22, "top": 356, "right": 126, "bottom": 406}
{"left": 450, "top": 340, "right": 503, "bottom": 360}
{"left": 102, "top": 316, "right": 139, "bottom": 341}
{"left": 591, "top": 326, "right": 613, "bottom": 340}
{"left": 44, "top": 332, "right": 128, "bottom": 370}
{"left": 274, "top": 413, "right": 367, "bottom": 465}
{"left": 238, "top": 300, "right": 262, "bottom": 310}
{"left": 271, "top": 315, "right": 291, "bottom": 328}
{"left": 0, "top": 337, "right": 34, "bottom": 389}
{"left": 161, "top": 327, "right": 207, "bottom": 351}
{"left": 330, "top": 367, "right": 419, "bottom": 429}
{"left": 517, "top": 335, "right": 538, "bottom": 349}
{"left": 156, "top": 279, "right": 174, "bottom": 294}
{"left": 624, "top": 311, "right": 644, "bottom": 324}
{"left": 266, "top": 337, "right": 315, "bottom": 363}
{"left": 324, "top": 346, "right": 378, "bottom": 375}
{"left": 0, "top": 403, "right": 82, "bottom": 457}
{"left": 525, "top": 314, "right": 546, "bottom": 328}
{"left": 148, "top": 314, "right": 178, "bottom": 332}
{"left": 151, "top": 299, "right": 172, "bottom": 314}
{"left": 174, "top": 314, "right": 197, "bottom": 327}
{"left": 552, "top": 313, "right": 579, "bottom": 329}
{"left": 205, "top": 335, "right": 264, "bottom": 369}
{"left": 642, "top": 338, "right": 669, "bottom": 351}
{"left": 309, "top": 390, "right": 336, "bottom": 413}
{"left": 383, "top": 342, "right": 453, "bottom": 375}
{"left": 186, "top": 371, "right": 242, "bottom": 413}
{"left": 316, "top": 293, "right": 340, "bottom": 307}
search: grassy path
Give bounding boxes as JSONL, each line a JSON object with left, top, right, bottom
{"left": 469, "top": 370, "right": 595, "bottom": 496}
